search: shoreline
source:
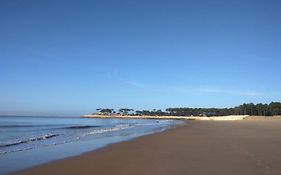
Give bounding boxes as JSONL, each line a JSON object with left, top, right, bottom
{"left": 1, "top": 118, "right": 179, "bottom": 175}
{"left": 81, "top": 114, "right": 249, "bottom": 120}
{"left": 12, "top": 121, "right": 184, "bottom": 175}
{"left": 14, "top": 117, "right": 281, "bottom": 175}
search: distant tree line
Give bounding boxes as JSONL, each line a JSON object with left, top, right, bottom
{"left": 94, "top": 102, "right": 281, "bottom": 117}
{"left": 95, "top": 108, "right": 134, "bottom": 115}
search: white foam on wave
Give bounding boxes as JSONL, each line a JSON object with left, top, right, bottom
{"left": 83, "top": 124, "right": 134, "bottom": 136}
{"left": 0, "top": 134, "right": 59, "bottom": 148}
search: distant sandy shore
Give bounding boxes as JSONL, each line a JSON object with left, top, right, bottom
{"left": 81, "top": 114, "right": 249, "bottom": 120}
{"left": 14, "top": 117, "right": 281, "bottom": 175}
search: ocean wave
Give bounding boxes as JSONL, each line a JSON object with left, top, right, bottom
{"left": 62, "top": 125, "right": 100, "bottom": 129}
{"left": 0, "top": 124, "right": 55, "bottom": 128}
{"left": 0, "top": 134, "right": 59, "bottom": 148}
{"left": 83, "top": 124, "right": 134, "bottom": 136}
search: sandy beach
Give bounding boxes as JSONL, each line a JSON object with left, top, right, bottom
{"left": 81, "top": 114, "right": 248, "bottom": 120}
{"left": 14, "top": 117, "right": 281, "bottom": 175}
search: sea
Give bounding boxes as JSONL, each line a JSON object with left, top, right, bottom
{"left": 0, "top": 115, "right": 182, "bottom": 174}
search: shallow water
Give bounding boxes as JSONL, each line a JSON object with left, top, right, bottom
{"left": 0, "top": 116, "right": 181, "bottom": 174}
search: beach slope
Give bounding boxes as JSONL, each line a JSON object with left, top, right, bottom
{"left": 15, "top": 118, "right": 281, "bottom": 175}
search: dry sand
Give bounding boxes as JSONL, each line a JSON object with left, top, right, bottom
{"left": 14, "top": 118, "right": 281, "bottom": 175}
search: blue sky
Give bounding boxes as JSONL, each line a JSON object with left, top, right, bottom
{"left": 1, "top": 0, "right": 281, "bottom": 116}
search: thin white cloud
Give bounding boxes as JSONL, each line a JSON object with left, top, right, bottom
{"left": 124, "top": 80, "right": 146, "bottom": 88}
{"left": 124, "top": 80, "right": 167, "bottom": 92}
{"left": 198, "top": 88, "right": 265, "bottom": 97}
{"left": 124, "top": 80, "right": 266, "bottom": 97}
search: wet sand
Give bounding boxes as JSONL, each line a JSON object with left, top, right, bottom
{"left": 14, "top": 118, "right": 281, "bottom": 175}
